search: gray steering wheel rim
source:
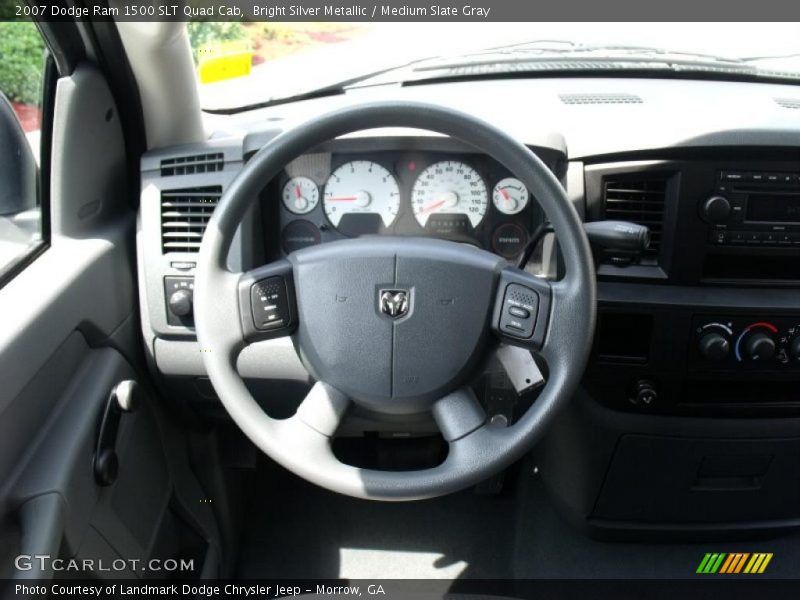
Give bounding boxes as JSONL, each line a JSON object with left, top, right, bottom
{"left": 194, "top": 101, "right": 595, "bottom": 501}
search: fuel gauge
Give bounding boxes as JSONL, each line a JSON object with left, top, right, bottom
{"left": 492, "top": 178, "right": 529, "bottom": 215}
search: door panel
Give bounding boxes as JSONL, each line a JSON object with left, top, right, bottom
{"left": 0, "top": 63, "right": 221, "bottom": 581}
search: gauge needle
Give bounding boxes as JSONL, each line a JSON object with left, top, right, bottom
{"left": 294, "top": 185, "right": 302, "bottom": 198}
{"left": 420, "top": 199, "right": 446, "bottom": 214}
{"left": 328, "top": 196, "right": 358, "bottom": 202}
{"left": 499, "top": 188, "right": 511, "bottom": 202}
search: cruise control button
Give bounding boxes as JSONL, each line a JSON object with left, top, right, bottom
{"left": 509, "top": 305, "right": 530, "bottom": 319}
{"left": 251, "top": 277, "right": 290, "bottom": 330}
{"left": 499, "top": 283, "right": 539, "bottom": 339}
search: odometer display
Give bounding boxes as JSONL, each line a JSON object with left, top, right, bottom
{"left": 411, "top": 161, "right": 488, "bottom": 228}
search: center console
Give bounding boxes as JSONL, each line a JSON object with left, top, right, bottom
{"left": 540, "top": 152, "right": 800, "bottom": 539}
{"left": 582, "top": 154, "right": 800, "bottom": 417}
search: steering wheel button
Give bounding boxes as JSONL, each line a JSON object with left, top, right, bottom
{"left": 499, "top": 283, "right": 538, "bottom": 339}
{"left": 508, "top": 305, "right": 530, "bottom": 319}
{"left": 251, "top": 277, "right": 290, "bottom": 330}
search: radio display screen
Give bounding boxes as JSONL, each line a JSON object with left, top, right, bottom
{"left": 746, "top": 194, "right": 800, "bottom": 223}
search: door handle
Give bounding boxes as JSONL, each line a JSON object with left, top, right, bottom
{"left": 93, "top": 380, "right": 141, "bottom": 486}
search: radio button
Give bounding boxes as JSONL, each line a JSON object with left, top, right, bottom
{"left": 777, "top": 233, "right": 793, "bottom": 245}
{"left": 762, "top": 233, "right": 778, "bottom": 245}
{"left": 721, "top": 171, "right": 745, "bottom": 182}
{"left": 729, "top": 231, "right": 746, "bottom": 244}
{"left": 766, "top": 173, "right": 781, "bottom": 183}
{"left": 744, "top": 233, "right": 762, "bottom": 245}
{"left": 709, "top": 230, "right": 727, "bottom": 245}
{"left": 730, "top": 199, "right": 745, "bottom": 221}
{"left": 750, "top": 172, "right": 765, "bottom": 182}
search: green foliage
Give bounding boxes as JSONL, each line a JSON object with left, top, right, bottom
{"left": 0, "top": 21, "right": 45, "bottom": 105}
{"left": 187, "top": 21, "right": 245, "bottom": 60}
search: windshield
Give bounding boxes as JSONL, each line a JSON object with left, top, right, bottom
{"left": 192, "top": 22, "right": 800, "bottom": 111}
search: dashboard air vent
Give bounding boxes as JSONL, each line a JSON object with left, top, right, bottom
{"left": 603, "top": 177, "right": 667, "bottom": 263}
{"left": 160, "top": 153, "right": 224, "bottom": 176}
{"left": 560, "top": 93, "right": 643, "bottom": 105}
{"left": 160, "top": 186, "right": 222, "bottom": 253}
{"left": 775, "top": 98, "right": 800, "bottom": 109}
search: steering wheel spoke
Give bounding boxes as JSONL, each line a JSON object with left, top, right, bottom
{"left": 237, "top": 259, "right": 298, "bottom": 343}
{"left": 431, "top": 387, "right": 486, "bottom": 442}
{"left": 294, "top": 381, "right": 351, "bottom": 437}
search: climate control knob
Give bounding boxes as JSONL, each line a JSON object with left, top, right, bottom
{"left": 168, "top": 289, "right": 193, "bottom": 317}
{"left": 702, "top": 196, "right": 731, "bottom": 224}
{"left": 698, "top": 332, "right": 730, "bottom": 361}
{"left": 743, "top": 332, "right": 776, "bottom": 362}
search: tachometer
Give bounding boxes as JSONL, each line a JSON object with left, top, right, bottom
{"left": 323, "top": 161, "right": 400, "bottom": 229}
{"left": 282, "top": 176, "right": 319, "bottom": 215}
{"left": 492, "top": 178, "right": 529, "bottom": 215}
{"left": 411, "top": 161, "right": 488, "bottom": 228}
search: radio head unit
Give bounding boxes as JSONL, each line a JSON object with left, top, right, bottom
{"left": 703, "top": 170, "right": 800, "bottom": 247}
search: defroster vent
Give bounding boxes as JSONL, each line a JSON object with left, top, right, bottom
{"left": 161, "top": 186, "right": 222, "bottom": 253}
{"left": 603, "top": 177, "right": 667, "bottom": 263}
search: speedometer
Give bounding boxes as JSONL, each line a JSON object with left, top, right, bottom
{"left": 411, "top": 161, "right": 488, "bottom": 228}
{"left": 323, "top": 161, "right": 400, "bottom": 229}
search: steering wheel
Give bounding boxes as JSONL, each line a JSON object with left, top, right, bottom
{"left": 195, "top": 102, "right": 595, "bottom": 501}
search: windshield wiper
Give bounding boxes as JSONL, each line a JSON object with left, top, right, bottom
{"left": 502, "top": 43, "right": 745, "bottom": 64}
{"left": 741, "top": 52, "right": 800, "bottom": 62}
{"left": 419, "top": 42, "right": 748, "bottom": 69}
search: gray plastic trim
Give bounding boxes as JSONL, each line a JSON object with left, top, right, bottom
{"left": 154, "top": 337, "right": 308, "bottom": 381}
{"left": 14, "top": 493, "right": 65, "bottom": 580}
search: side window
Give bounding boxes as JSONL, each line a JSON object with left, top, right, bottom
{"left": 0, "top": 19, "right": 47, "bottom": 284}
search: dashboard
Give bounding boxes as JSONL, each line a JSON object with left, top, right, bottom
{"left": 136, "top": 75, "right": 800, "bottom": 536}
{"left": 271, "top": 149, "right": 546, "bottom": 260}
{"left": 134, "top": 75, "right": 800, "bottom": 537}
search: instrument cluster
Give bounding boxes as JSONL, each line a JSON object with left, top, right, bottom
{"left": 273, "top": 151, "right": 542, "bottom": 259}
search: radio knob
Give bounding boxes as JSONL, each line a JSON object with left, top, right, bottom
{"left": 168, "top": 289, "right": 193, "bottom": 317}
{"left": 702, "top": 196, "right": 731, "bottom": 224}
{"left": 698, "top": 332, "right": 730, "bottom": 361}
{"left": 744, "top": 332, "right": 776, "bottom": 362}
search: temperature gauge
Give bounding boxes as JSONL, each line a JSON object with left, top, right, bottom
{"left": 492, "top": 178, "right": 529, "bottom": 215}
{"left": 282, "top": 176, "right": 319, "bottom": 215}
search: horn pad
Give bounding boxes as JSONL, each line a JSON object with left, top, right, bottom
{"left": 290, "top": 238, "right": 503, "bottom": 414}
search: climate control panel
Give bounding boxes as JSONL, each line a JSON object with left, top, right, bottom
{"left": 690, "top": 316, "right": 800, "bottom": 371}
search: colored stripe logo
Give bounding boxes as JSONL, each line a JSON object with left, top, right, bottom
{"left": 697, "top": 552, "right": 773, "bottom": 574}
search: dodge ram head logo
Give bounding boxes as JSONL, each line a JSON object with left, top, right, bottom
{"left": 379, "top": 290, "right": 409, "bottom": 318}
